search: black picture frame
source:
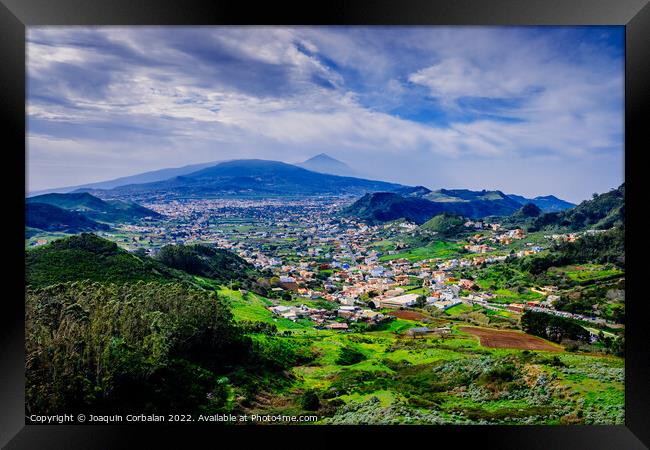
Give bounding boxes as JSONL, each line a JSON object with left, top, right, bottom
{"left": 1, "top": 1, "right": 648, "bottom": 448}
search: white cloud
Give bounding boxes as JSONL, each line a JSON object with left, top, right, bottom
{"left": 409, "top": 57, "right": 530, "bottom": 99}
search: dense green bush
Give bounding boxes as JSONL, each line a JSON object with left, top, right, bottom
{"left": 335, "top": 346, "right": 367, "bottom": 366}
{"left": 521, "top": 310, "right": 590, "bottom": 343}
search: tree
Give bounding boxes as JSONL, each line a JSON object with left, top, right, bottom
{"left": 25, "top": 281, "right": 248, "bottom": 415}
{"left": 415, "top": 295, "right": 427, "bottom": 308}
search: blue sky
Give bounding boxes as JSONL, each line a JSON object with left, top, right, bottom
{"left": 27, "top": 26, "right": 624, "bottom": 202}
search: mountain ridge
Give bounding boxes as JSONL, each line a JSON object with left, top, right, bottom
{"left": 342, "top": 187, "right": 563, "bottom": 224}
{"left": 26, "top": 192, "right": 161, "bottom": 223}
{"left": 507, "top": 193, "right": 575, "bottom": 212}
{"left": 28, "top": 160, "right": 225, "bottom": 196}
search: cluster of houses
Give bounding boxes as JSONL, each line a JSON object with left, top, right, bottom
{"left": 463, "top": 220, "right": 502, "bottom": 231}
{"left": 268, "top": 303, "right": 389, "bottom": 329}
{"left": 405, "top": 326, "right": 452, "bottom": 338}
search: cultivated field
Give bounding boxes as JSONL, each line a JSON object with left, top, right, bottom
{"left": 388, "top": 310, "right": 429, "bottom": 321}
{"left": 460, "top": 326, "right": 563, "bottom": 352}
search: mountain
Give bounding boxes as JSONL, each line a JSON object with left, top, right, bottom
{"left": 341, "top": 193, "right": 447, "bottom": 225}
{"left": 507, "top": 194, "right": 575, "bottom": 212}
{"left": 25, "top": 233, "right": 185, "bottom": 287}
{"left": 104, "top": 159, "right": 402, "bottom": 199}
{"left": 27, "top": 160, "right": 223, "bottom": 196}
{"left": 424, "top": 189, "right": 523, "bottom": 216}
{"left": 397, "top": 187, "right": 573, "bottom": 214}
{"left": 26, "top": 203, "right": 110, "bottom": 233}
{"left": 296, "top": 153, "right": 357, "bottom": 177}
{"left": 26, "top": 192, "right": 161, "bottom": 223}
{"left": 343, "top": 189, "right": 525, "bottom": 224}
{"left": 529, "top": 184, "right": 624, "bottom": 232}
{"left": 393, "top": 188, "right": 524, "bottom": 216}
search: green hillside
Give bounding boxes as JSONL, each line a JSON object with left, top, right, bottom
{"left": 26, "top": 203, "right": 110, "bottom": 233}
{"left": 529, "top": 184, "right": 624, "bottom": 232}
{"left": 155, "top": 243, "right": 259, "bottom": 285}
{"left": 27, "top": 192, "right": 161, "bottom": 223}
{"left": 419, "top": 212, "right": 466, "bottom": 237}
{"left": 25, "top": 233, "right": 187, "bottom": 288}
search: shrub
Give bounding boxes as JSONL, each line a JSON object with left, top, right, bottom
{"left": 300, "top": 389, "right": 321, "bottom": 411}
{"left": 335, "top": 346, "right": 367, "bottom": 366}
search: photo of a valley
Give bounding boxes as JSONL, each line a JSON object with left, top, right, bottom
{"left": 26, "top": 26, "right": 624, "bottom": 425}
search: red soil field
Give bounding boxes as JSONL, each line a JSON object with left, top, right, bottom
{"left": 389, "top": 310, "right": 428, "bottom": 321}
{"left": 459, "top": 326, "right": 562, "bottom": 352}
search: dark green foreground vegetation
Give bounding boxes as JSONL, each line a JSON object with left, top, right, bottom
{"left": 25, "top": 280, "right": 313, "bottom": 415}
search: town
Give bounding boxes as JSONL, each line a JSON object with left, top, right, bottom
{"left": 60, "top": 196, "right": 619, "bottom": 335}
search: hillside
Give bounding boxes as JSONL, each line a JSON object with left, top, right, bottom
{"left": 392, "top": 185, "right": 433, "bottom": 198}
{"left": 25, "top": 203, "right": 110, "bottom": 233}
{"left": 529, "top": 184, "right": 624, "bottom": 232}
{"left": 25, "top": 233, "right": 187, "bottom": 288}
{"left": 419, "top": 213, "right": 466, "bottom": 237}
{"left": 27, "top": 192, "right": 160, "bottom": 223}
{"left": 101, "top": 159, "right": 402, "bottom": 199}
{"left": 155, "top": 243, "right": 258, "bottom": 284}
{"left": 26, "top": 280, "right": 252, "bottom": 414}
{"left": 513, "top": 203, "right": 543, "bottom": 218}
{"left": 423, "top": 189, "right": 523, "bottom": 216}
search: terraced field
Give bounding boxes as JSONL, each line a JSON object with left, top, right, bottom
{"left": 460, "top": 326, "right": 563, "bottom": 351}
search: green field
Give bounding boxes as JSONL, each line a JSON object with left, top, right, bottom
{"left": 549, "top": 264, "right": 624, "bottom": 283}
{"left": 444, "top": 303, "right": 473, "bottom": 316}
{"left": 380, "top": 241, "right": 464, "bottom": 262}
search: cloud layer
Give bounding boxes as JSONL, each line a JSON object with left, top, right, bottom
{"left": 27, "top": 26, "right": 624, "bottom": 202}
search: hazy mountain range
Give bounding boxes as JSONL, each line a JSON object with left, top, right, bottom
{"left": 25, "top": 154, "right": 577, "bottom": 229}
{"left": 27, "top": 160, "right": 225, "bottom": 197}
{"left": 29, "top": 154, "right": 574, "bottom": 209}
{"left": 77, "top": 159, "right": 401, "bottom": 199}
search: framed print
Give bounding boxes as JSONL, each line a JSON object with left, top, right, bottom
{"left": 1, "top": 0, "right": 648, "bottom": 448}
